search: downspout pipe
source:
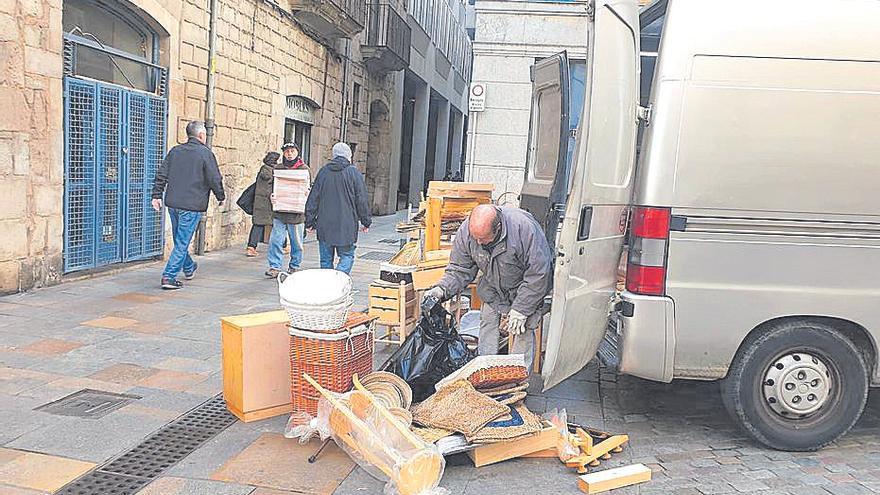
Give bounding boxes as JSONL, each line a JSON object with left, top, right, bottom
{"left": 197, "top": 0, "right": 219, "bottom": 255}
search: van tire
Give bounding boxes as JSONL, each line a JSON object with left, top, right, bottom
{"left": 720, "top": 319, "right": 868, "bottom": 451}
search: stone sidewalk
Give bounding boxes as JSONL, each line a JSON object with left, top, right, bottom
{"left": 0, "top": 212, "right": 879, "bottom": 494}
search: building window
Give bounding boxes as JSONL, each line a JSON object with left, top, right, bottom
{"left": 352, "top": 83, "right": 362, "bottom": 120}
{"left": 63, "top": 0, "right": 158, "bottom": 92}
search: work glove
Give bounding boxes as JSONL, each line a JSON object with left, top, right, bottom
{"left": 421, "top": 286, "right": 445, "bottom": 313}
{"left": 507, "top": 309, "right": 528, "bottom": 336}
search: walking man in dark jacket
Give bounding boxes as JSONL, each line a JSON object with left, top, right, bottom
{"left": 304, "top": 142, "right": 371, "bottom": 274}
{"left": 151, "top": 121, "right": 225, "bottom": 290}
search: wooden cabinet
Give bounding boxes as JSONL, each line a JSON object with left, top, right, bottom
{"left": 221, "top": 310, "right": 293, "bottom": 422}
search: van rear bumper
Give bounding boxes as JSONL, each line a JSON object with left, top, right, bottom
{"left": 606, "top": 292, "right": 675, "bottom": 382}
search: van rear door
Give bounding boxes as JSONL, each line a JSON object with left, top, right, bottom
{"left": 520, "top": 52, "right": 571, "bottom": 247}
{"left": 542, "top": 0, "right": 641, "bottom": 390}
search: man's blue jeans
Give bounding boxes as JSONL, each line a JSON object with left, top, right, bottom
{"left": 162, "top": 208, "right": 201, "bottom": 280}
{"left": 268, "top": 218, "right": 304, "bottom": 271}
{"left": 319, "top": 242, "right": 355, "bottom": 274}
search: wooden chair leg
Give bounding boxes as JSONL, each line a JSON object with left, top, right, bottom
{"left": 533, "top": 320, "right": 543, "bottom": 373}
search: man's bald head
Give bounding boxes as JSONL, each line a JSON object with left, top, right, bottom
{"left": 469, "top": 204, "right": 501, "bottom": 245}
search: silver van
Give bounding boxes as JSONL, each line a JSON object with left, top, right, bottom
{"left": 520, "top": 0, "right": 880, "bottom": 451}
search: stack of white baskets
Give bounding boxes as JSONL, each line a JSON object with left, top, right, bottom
{"left": 278, "top": 269, "right": 354, "bottom": 330}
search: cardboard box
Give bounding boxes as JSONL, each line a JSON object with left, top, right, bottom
{"left": 273, "top": 169, "right": 310, "bottom": 213}
{"left": 221, "top": 310, "right": 293, "bottom": 422}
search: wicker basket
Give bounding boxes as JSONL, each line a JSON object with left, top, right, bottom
{"left": 283, "top": 295, "right": 353, "bottom": 331}
{"left": 289, "top": 324, "right": 373, "bottom": 417}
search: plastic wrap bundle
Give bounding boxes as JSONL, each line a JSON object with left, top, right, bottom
{"left": 303, "top": 373, "right": 448, "bottom": 495}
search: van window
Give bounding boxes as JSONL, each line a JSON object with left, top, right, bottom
{"left": 532, "top": 89, "right": 563, "bottom": 181}
{"left": 637, "top": 11, "right": 665, "bottom": 158}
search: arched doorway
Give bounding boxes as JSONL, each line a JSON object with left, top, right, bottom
{"left": 61, "top": 0, "right": 169, "bottom": 272}
{"left": 366, "top": 100, "right": 392, "bottom": 215}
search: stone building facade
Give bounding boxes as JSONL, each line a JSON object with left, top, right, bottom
{"left": 0, "top": 0, "right": 469, "bottom": 294}
{"left": 465, "top": 0, "right": 651, "bottom": 199}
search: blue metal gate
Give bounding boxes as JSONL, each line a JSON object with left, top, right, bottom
{"left": 63, "top": 77, "right": 166, "bottom": 273}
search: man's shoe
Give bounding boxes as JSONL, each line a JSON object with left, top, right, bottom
{"left": 161, "top": 277, "right": 183, "bottom": 290}
{"left": 184, "top": 262, "right": 198, "bottom": 280}
{"left": 246, "top": 247, "right": 257, "bottom": 257}
{"left": 265, "top": 268, "right": 281, "bottom": 278}
{"left": 288, "top": 267, "right": 300, "bottom": 274}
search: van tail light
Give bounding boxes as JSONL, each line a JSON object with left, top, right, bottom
{"left": 626, "top": 206, "right": 670, "bottom": 296}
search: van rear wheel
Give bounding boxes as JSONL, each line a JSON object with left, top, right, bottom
{"left": 720, "top": 320, "right": 868, "bottom": 451}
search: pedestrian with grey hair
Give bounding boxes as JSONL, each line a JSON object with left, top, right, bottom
{"left": 304, "top": 142, "right": 371, "bottom": 274}
{"left": 151, "top": 121, "right": 225, "bottom": 290}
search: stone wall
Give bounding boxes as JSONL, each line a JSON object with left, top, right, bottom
{"left": 174, "top": 0, "right": 396, "bottom": 253}
{"left": 0, "top": 0, "right": 398, "bottom": 294}
{"left": 0, "top": 0, "right": 64, "bottom": 294}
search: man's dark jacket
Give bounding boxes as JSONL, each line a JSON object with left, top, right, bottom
{"left": 304, "top": 156, "right": 371, "bottom": 247}
{"left": 152, "top": 137, "right": 225, "bottom": 212}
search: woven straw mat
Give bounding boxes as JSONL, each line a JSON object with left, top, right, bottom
{"left": 412, "top": 426, "right": 454, "bottom": 444}
{"left": 467, "top": 402, "right": 544, "bottom": 444}
{"left": 412, "top": 380, "right": 509, "bottom": 437}
{"left": 493, "top": 391, "right": 527, "bottom": 406}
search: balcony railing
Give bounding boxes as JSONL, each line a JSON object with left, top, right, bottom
{"left": 363, "top": 4, "right": 411, "bottom": 73}
{"left": 289, "top": 0, "right": 366, "bottom": 39}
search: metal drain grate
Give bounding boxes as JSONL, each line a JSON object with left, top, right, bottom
{"left": 56, "top": 394, "right": 237, "bottom": 494}
{"left": 56, "top": 472, "right": 149, "bottom": 495}
{"left": 358, "top": 250, "right": 396, "bottom": 261}
{"left": 378, "top": 238, "right": 401, "bottom": 244}
{"left": 35, "top": 389, "right": 141, "bottom": 419}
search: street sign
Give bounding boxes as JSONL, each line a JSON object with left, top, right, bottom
{"left": 469, "top": 83, "right": 486, "bottom": 112}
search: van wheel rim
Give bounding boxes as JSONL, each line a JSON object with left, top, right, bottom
{"left": 763, "top": 352, "right": 832, "bottom": 418}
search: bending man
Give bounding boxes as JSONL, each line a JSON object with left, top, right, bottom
{"left": 422, "top": 204, "right": 553, "bottom": 368}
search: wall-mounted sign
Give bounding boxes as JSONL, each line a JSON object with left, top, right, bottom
{"left": 285, "top": 96, "right": 316, "bottom": 124}
{"left": 469, "top": 83, "right": 486, "bottom": 112}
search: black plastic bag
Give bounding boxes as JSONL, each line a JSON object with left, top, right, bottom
{"left": 381, "top": 305, "right": 475, "bottom": 402}
{"left": 236, "top": 182, "right": 256, "bottom": 215}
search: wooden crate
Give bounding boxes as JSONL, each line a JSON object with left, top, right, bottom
{"left": 368, "top": 281, "right": 417, "bottom": 325}
{"left": 220, "top": 310, "right": 293, "bottom": 422}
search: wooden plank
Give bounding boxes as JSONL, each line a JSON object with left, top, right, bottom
{"left": 412, "top": 266, "right": 445, "bottom": 290}
{"left": 369, "top": 285, "right": 415, "bottom": 300}
{"left": 424, "top": 249, "right": 451, "bottom": 261}
{"left": 565, "top": 435, "right": 629, "bottom": 471}
{"left": 227, "top": 402, "right": 293, "bottom": 423}
{"left": 221, "top": 310, "right": 289, "bottom": 330}
{"left": 427, "top": 181, "right": 494, "bottom": 193}
{"left": 417, "top": 258, "right": 448, "bottom": 270}
{"left": 467, "top": 423, "right": 557, "bottom": 467}
{"left": 425, "top": 197, "right": 442, "bottom": 252}
{"left": 577, "top": 464, "right": 652, "bottom": 494}
{"left": 520, "top": 448, "right": 558, "bottom": 459}
{"left": 221, "top": 321, "right": 244, "bottom": 418}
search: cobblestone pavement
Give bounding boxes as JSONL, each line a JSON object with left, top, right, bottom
{"left": 1, "top": 212, "right": 878, "bottom": 494}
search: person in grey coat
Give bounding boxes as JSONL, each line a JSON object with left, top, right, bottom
{"left": 304, "top": 142, "right": 371, "bottom": 274}
{"left": 421, "top": 204, "right": 553, "bottom": 369}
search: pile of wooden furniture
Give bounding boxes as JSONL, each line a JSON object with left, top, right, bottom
{"left": 371, "top": 181, "right": 493, "bottom": 347}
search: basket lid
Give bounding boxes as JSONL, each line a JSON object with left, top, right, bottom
{"left": 278, "top": 269, "right": 352, "bottom": 306}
